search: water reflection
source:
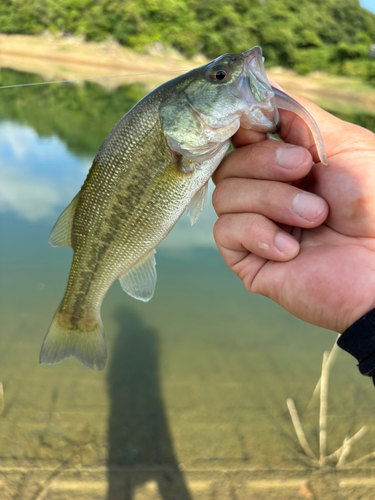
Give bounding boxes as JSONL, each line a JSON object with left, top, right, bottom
{"left": 107, "top": 306, "right": 191, "bottom": 500}
{"left": 0, "top": 68, "right": 146, "bottom": 155}
{"left": 0, "top": 118, "right": 218, "bottom": 249}
{"left": 1, "top": 68, "right": 375, "bottom": 497}
{"left": 0, "top": 121, "right": 90, "bottom": 221}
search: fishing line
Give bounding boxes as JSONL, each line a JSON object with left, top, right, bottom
{"left": 0, "top": 70, "right": 188, "bottom": 89}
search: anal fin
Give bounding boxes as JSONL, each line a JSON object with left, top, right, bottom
{"left": 119, "top": 250, "right": 157, "bottom": 302}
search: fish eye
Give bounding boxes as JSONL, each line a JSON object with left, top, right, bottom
{"left": 209, "top": 67, "right": 230, "bottom": 82}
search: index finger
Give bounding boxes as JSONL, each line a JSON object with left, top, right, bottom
{"left": 231, "top": 129, "right": 268, "bottom": 148}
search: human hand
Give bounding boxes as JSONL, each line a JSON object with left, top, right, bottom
{"left": 212, "top": 90, "right": 375, "bottom": 333}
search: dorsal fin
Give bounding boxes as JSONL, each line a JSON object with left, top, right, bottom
{"left": 49, "top": 194, "right": 79, "bottom": 248}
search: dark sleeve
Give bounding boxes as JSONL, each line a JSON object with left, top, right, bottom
{"left": 337, "top": 308, "right": 375, "bottom": 386}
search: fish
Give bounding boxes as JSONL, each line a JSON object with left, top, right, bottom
{"left": 40, "top": 46, "right": 327, "bottom": 371}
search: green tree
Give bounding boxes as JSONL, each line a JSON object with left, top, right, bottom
{"left": 0, "top": 0, "right": 374, "bottom": 81}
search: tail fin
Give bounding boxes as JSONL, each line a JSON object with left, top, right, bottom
{"left": 40, "top": 310, "right": 107, "bottom": 371}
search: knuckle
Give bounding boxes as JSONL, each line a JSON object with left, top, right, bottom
{"left": 243, "top": 213, "right": 272, "bottom": 240}
{"left": 212, "top": 178, "right": 233, "bottom": 211}
{"left": 259, "top": 181, "right": 273, "bottom": 201}
{"left": 213, "top": 214, "right": 230, "bottom": 242}
{"left": 211, "top": 184, "right": 222, "bottom": 210}
{"left": 248, "top": 141, "right": 272, "bottom": 162}
{"left": 241, "top": 144, "right": 258, "bottom": 166}
{"left": 244, "top": 212, "right": 261, "bottom": 230}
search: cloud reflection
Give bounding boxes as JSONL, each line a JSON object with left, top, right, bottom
{"left": 0, "top": 120, "right": 217, "bottom": 246}
{"left": 0, "top": 167, "right": 62, "bottom": 221}
{"left": 0, "top": 121, "right": 90, "bottom": 221}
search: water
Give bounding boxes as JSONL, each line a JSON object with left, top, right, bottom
{"left": 1, "top": 69, "right": 375, "bottom": 499}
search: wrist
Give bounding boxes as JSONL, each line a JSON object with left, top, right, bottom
{"left": 337, "top": 308, "right": 375, "bottom": 385}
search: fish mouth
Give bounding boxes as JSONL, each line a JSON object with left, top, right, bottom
{"left": 230, "top": 47, "right": 280, "bottom": 133}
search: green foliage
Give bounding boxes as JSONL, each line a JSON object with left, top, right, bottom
{"left": 325, "top": 108, "right": 375, "bottom": 133}
{"left": 0, "top": 0, "right": 374, "bottom": 80}
{"left": 0, "top": 69, "right": 373, "bottom": 165}
{"left": 0, "top": 69, "right": 146, "bottom": 155}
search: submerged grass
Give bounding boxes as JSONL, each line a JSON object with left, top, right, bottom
{"left": 287, "top": 339, "right": 375, "bottom": 470}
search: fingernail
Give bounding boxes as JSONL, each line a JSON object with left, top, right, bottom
{"left": 292, "top": 193, "right": 326, "bottom": 220}
{"left": 276, "top": 146, "right": 306, "bottom": 169}
{"left": 274, "top": 232, "right": 299, "bottom": 255}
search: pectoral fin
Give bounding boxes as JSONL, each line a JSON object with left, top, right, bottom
{"left": 119, "top": 250, "right": 157, "bottom": 302}
{"left": 186, "top": 182, "right": 208, "bottom": 226}
{"left": 49, "top": 194, "right": 79, "bottom": 247}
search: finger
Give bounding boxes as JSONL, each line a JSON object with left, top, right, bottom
{"left": 213, "top": 179, "right": 328, "bottom": 227}
{"left": 213, "top": 213, "right": 300, "bottom": 267}
{"left": 212, "top": 140, "right": 313, "bottom": 185}
{"left": 221, "top": 250, "right": 269, "bottom": 291}
{"left": 231, "top": 128, "right": 267, "bottom": 148}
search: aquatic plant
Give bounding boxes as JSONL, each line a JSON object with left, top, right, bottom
{"left": 287, "top": 338, "right": 375, "bottom": 469}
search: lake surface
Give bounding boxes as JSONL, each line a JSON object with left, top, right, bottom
{"left": 1, "top": 69, "right": 375, "bottom": 499}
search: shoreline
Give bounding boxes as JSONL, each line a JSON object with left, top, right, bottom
{"left": 0, "top": 33, "right": 204, "bottom": 91}
{"left": 0, "top": 33, "right": 374, "bottom": 115}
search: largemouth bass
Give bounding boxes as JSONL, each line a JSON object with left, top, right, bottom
{"left": 40, "top": 46, "right": 327, "bottom": 370}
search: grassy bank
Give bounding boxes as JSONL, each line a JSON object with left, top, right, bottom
{"left": 0, "top": 34, "right": 374, "bottom": 132}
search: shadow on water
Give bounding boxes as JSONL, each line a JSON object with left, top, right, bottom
{"left": 106, "top": 306, "right": 192, "bottom": 500}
